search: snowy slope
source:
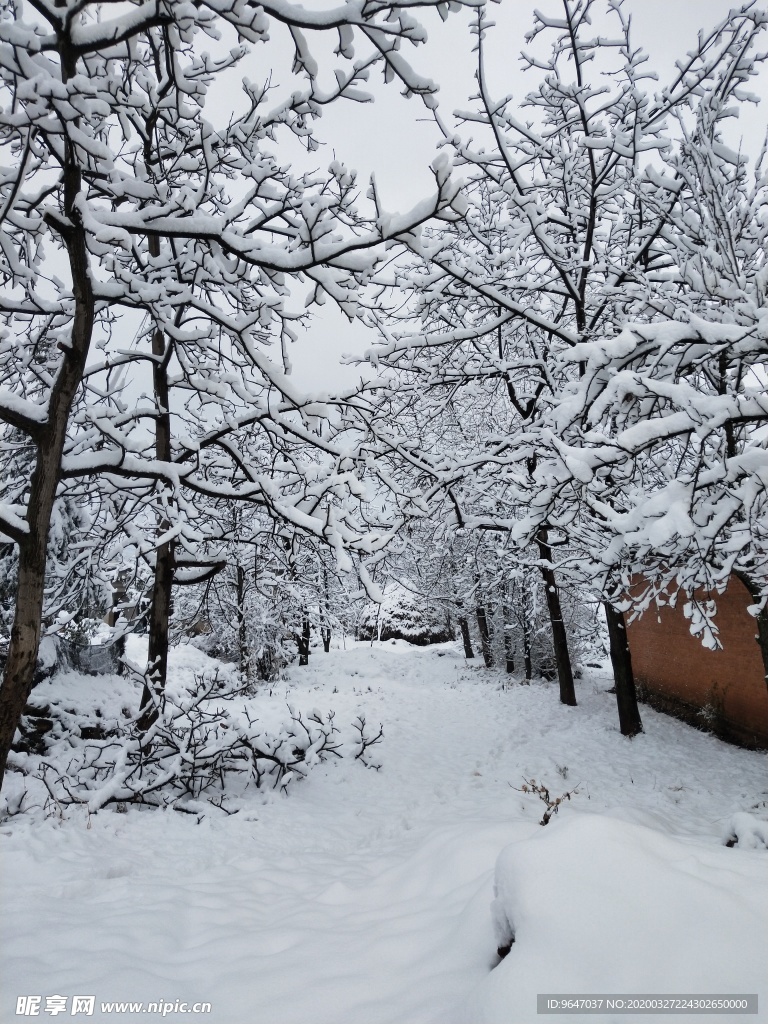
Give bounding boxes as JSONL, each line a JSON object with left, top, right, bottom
{"left": 1, "top": 639, "right": 766, "bottom": 1024}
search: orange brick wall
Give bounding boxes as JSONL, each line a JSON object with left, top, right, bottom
{"left": 626, "top": 576, "right": 768, "bottom": 749}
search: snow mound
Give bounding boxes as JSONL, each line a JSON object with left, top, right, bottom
{"left": 467, "top": 813, "right": 768, "bottom": 1024}
{"left": 725, "top": 811, "right": 768, "bottom": 850}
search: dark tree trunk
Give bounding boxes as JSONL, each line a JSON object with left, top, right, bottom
{"left": 298, "top": 613, "right": 310, "bottom": 666}
{"left": 458, "top": 617, "right": 474, "bottom": 659}
{"left": 0, "top": 528, "right": 60, "bottom": 786}
{"left": 0, "top": 53, "right": 95, "bottom": 789}
{"left": 734, "top": 571, "right": 768, "bottom": 692}
{"left": 604, "top": 601, "right": 643, "bottom": 737}
{"left": 453, "top": 576, "right": 474, "bottom": 660}
{"left": 138, "top": 261, "right": 174, "bottom": 732}
{"left": 754, "top": 604, "right": 768, "bottom": 691}
{"left": 236, "top": 562, "right": 250, "bottom": 680}
{"left": 523, "top": 610, "right": 533, "bottom": 682}
{"left": 476, "top": 602, "right": 494, "bottom": 668}
{"left": 502, "top": 596, "right": 515, "bottom": 673}
{"left": 536, "top": 529, "right": 577, "bottom": 706}
{"left": 320, "top": 563, "right": 331, "bottom": 653}
{"left": 138, "top": 538, "right": 174, "bottom": 732}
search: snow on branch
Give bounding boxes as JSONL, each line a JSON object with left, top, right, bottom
{"left": 37, "top": 670, "right": 383, "bottom": 813}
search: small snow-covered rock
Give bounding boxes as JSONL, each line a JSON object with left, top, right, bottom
{"left": 725, "top": 811, "right": 768, "bottom": 850}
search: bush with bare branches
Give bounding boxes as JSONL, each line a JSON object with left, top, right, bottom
{"left": 38, "top": 671, "right": 383, "bottom": 814}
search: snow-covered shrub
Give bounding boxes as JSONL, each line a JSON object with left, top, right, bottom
{"left": 513, "top": 777, "right": 580, "bottom": 826}
{"left": 171, "top": 530, "right": 359, "bottom": 682}
{"left": 37, "top": 671, "right": 383, "bottom": 813}
{"left": 351, "top": 714, "right": 384, "bottom": 770}
{"left": 171, "top": 574, "right": 290, "bottom": 683}
{"left": 357, "top": 586, "right": 453, "bottom": 645}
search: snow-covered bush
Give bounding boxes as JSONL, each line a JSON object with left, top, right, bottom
{"left": 171, "top": 526, "right": 361, "bottom": 683}
{"left": 36, "top": 671, "right": 383, "bottom": 813}
{"left": 357, "top": 587, "right": 453, "bottom": 645}
{"left": 175, "top": 589, "right": 291, "bottom": 684}
{"left": 514, "top": 777, "right": 581, "bottom": 827}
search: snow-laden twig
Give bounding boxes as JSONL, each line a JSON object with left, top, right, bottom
{"left": 351, "top": 713, "right": 384, "bottom": 770}
{"left": 513, "top": 777, "right": 580, "bottom": 826}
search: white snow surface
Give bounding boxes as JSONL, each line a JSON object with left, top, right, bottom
{"left": 2, "top": 639, "right": 767, "bottom": 1024}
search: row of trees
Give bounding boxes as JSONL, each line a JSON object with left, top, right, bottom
{"left": 353, "top": 0, "right": 768, "bottom": 735}
{"left": 2, "top": 0, "right": 766, "bottom": 791}
{"left": 0, "top": 0, "right": 481, "bottom": 788}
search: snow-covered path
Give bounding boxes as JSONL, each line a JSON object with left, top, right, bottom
{"left": 2, "top": 641, "right": 767, "bottom": 1023}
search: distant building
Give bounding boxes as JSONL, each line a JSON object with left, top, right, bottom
{"left": 626, "top": 575, "right": 768, "bottom": 750}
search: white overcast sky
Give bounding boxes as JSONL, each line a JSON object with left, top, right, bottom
{"left": 282, "top": 0, "right": 768, "bottom": 391}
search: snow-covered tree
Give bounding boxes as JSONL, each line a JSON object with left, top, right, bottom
{"left": 0, "top": 0, "right": 480, "bottom": 789}
{"left": 515, "top": 3, "right": 768, "bottom": 688}
{"left": 358, "top": 0, "right": 766, "bottom": 733}
{"left": 174, "top": 513, "right": 362, "bottom": 680}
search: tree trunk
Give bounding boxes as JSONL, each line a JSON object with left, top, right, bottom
{"left": 138, "top": 539, "right": 174, "bottom": 732}
{"left": 298, "top": 613, "right": 310, "bottom": 666}
{"left": 0, "top": 61, "right": 95, "bottom": 789}
{"left": 734, "top": 571, "right": 768, "bottom": 693}
{"left": 453, "top": 575, "right": 474, "bottom": 659}
{"left": 523, "top": 607, "right": 533, "bottom": 682}
{"left": 138, "top": 257, "right": 174, "bottom": 731}
{"left": 0, "top": 529, "right": 56, "bottom": 784}
{"left": 754, "top": 604, "right": 768, "bottom": 692}
{"left": 536, "top": 529, "right": 577, "bottom": 706}
{"left": 320, "top": 563, "right": 332, "bottom": 652}
{"left": 236, "top": 562, "right": 250, "bottom": 681}
{"left": 502, "top": 595, "right": 515, "bottom": 673}
{"left": 604, "top": 601, "right": 643, "bottom": 737}
{"left": 458, "top": 616, "right": 474, "bottom": 659}
{"left": 476, "top": 602, "right": 494, "bottom": 668}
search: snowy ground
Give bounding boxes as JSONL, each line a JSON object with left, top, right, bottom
{"left": 1, "top": 639, "right": 767, "bottom": 1024}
